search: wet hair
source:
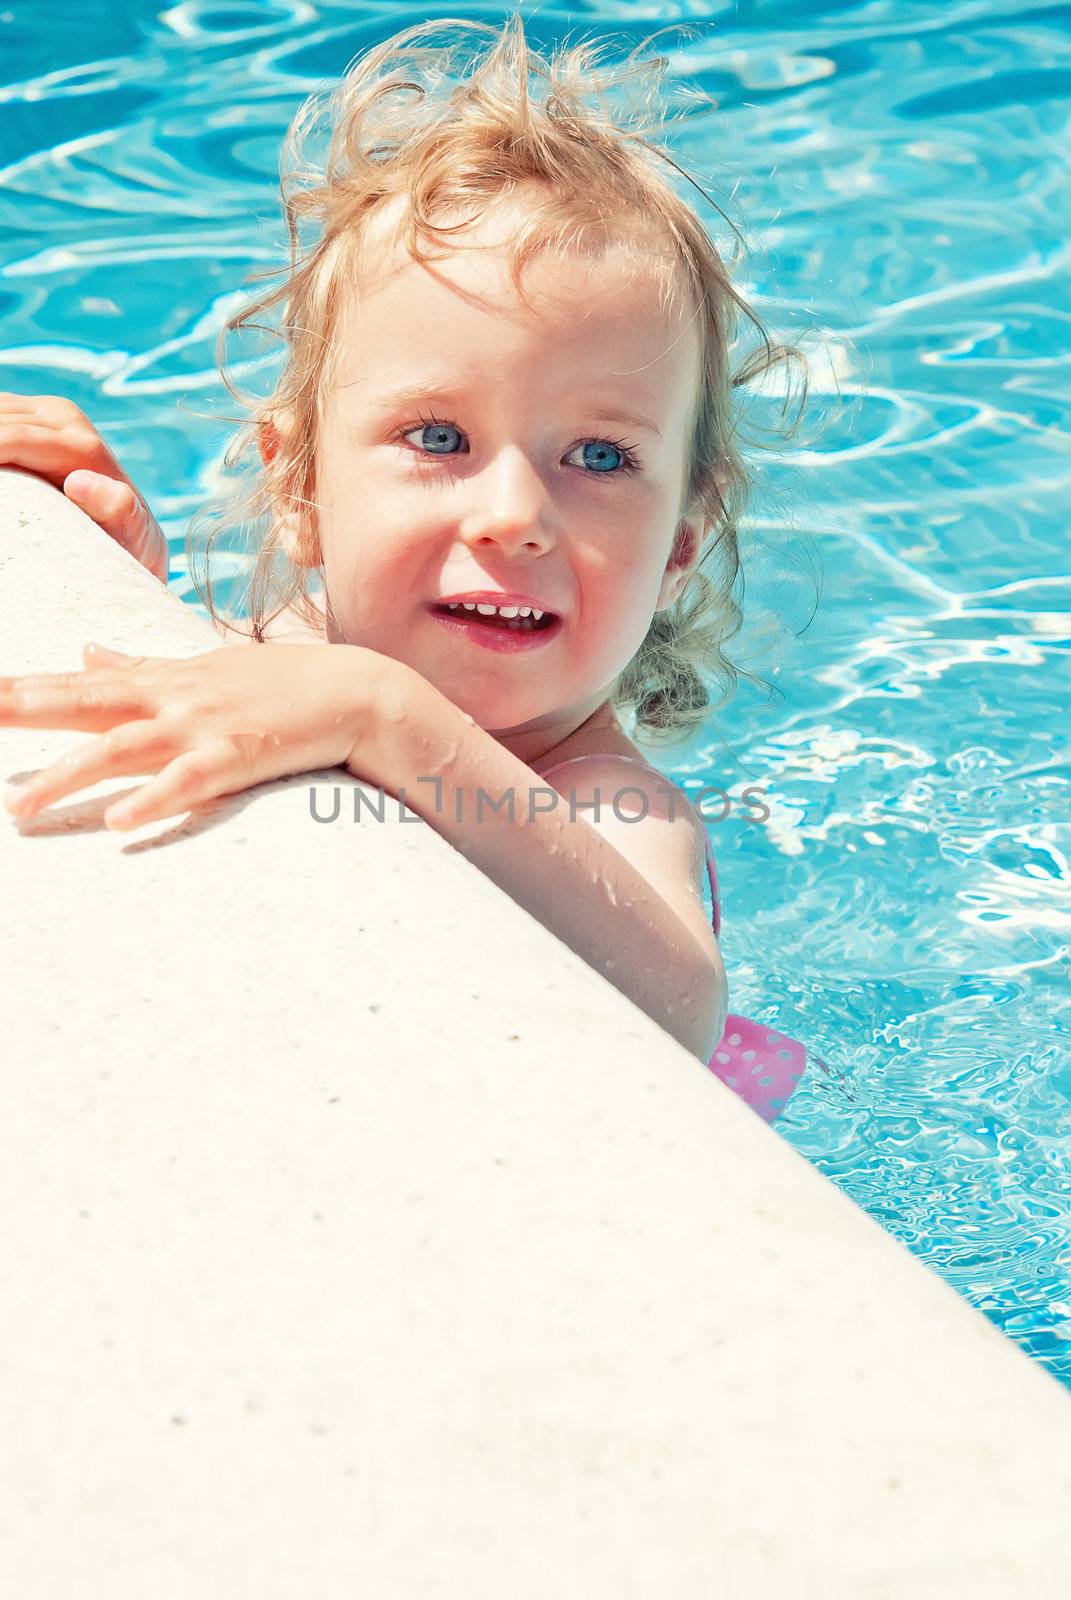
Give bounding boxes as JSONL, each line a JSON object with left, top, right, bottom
{"left": 187, "top": 11, "right": 812, "bottom": 745}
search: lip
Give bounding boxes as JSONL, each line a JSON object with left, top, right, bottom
{"left": 434, "top": 592, "right": 561, "bottom": 616}
{"left": 427, "top": 602, "right": 564, "bottom": 653}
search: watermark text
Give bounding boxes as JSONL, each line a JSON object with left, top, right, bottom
{"left": 307, "top": 777, "right": 770, "bottom": 826}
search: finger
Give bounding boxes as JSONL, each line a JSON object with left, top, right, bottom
{"left": 82, "top": 643, "right": 149, "bottom": 669}
{"left": 0, "top": 393, "right": 55, "bottom": 417}
{"left": 4, "top": 721, "right": 172, "bottom": 817}
{"left": 0, "top": 673, "right": 149, "bottom": 731}
{"left": 65, "top": 473, "right": 168, "bottom": 579}
{"left": 64, "top": 471, "right": 140, "bottom": 532}
{"left": 0, "top": 392, "right": 58, "bottom": 408}
{"left": 83, "top": 643, "right": 129, "bottom": 666}
{"left": 0, "top": 394, "right": 88, "bottom": 426}
{"left": 104, "top": 741, "right": 238, "bottom": 830}
{"left": 0, "top": 422, "right": 82, "bottom": 483}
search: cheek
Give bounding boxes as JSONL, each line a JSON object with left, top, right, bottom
{"left": 590, "top": 550, "right": 665, "bottom": 624}
{"left": 574, "top": 571, "right": 659, "bottom": 675}
{"left": 319, "top": 516, "right": 428, "bottom": 627}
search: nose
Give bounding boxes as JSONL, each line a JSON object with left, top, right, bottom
{"left": 457, "top": 445, "right": 557, "bottom": 556}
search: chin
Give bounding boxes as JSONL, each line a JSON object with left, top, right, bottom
{"left": 451, "top": 695, "right": 554, "bottom": 738}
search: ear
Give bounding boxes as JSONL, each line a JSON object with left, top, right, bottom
{"left": 257, "top": 418, "right": 281, "bottom": 467}
{"left": 256, "top": 411, "right": 318, "bottom": 569}
{"left": 656, "top": 457, "right": 732, "bottom": 611}
{"left": 655, "top": 504, "right": 708, "bottom": 612}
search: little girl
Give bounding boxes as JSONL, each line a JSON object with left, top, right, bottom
{"left": 0, "top": 15, "right": 811, "bottom": 1122}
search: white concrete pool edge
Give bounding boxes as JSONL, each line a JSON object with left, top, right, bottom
{"left": 2, "top": 466, "right": 1069, "bottom": 1597}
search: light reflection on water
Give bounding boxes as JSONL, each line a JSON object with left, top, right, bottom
{"left": 1, "top": 0, "right": 1068, "bottom": 1384}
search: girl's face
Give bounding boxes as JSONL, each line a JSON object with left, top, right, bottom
{"left": 307, "top": 203, "right": 707, "bottom": 758}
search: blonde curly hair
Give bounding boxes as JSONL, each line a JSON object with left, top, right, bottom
{"left": 187, "top": 12, "right": 811, "bottom": 745}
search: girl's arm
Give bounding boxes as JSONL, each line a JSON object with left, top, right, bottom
{"left": 0, "top": 637, "right": 725, "bottom": 1058}
{"left": 354, "top": 671, "right": 728, "bottom": 1062}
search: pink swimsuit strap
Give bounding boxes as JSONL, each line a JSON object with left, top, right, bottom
{"left": 537, "top": 752, "right": 806, "bottom": 1124}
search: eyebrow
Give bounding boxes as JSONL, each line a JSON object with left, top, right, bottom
{"left": 579, "top": 400, "right": 662, "bottom": 438}
{"left": 354, "top": 380, "right": 662, "bottom": 438}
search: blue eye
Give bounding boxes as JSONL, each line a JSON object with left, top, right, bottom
{"left": 562, "top": 435, "right": 643, "bottom": 476}
{"left": 405, "top": 418, "right": 465, "bottom": 455}
{"left": 572, "top": 440, "right": 625, "bottom": 473}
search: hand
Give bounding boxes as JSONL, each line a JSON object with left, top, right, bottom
{"left": 1, "top": 640, "right": 389, "bottom": 830}
{"left": 0, "top": 392, "right": 169, "bottom": 585}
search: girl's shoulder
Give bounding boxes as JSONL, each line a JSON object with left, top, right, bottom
{"left": 533, "top": 728, "right": 664, "bottom": 789}
{"left": 535, "top": 742, "right": 719, "bottom": 959}
{"left": 531, "top": 711, "right": 656, "bottom": 778}
{"left": 536, "top": 746, "right": 698, "bottom": 835}
{"left": 535, "top": 740, "right": 712, "bottom": 879}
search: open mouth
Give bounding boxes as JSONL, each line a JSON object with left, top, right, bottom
{"left": 431, "top": 603, "right": 558, "bottom": 634}
{"left": 428, "top": 602, "right": 563, "bottom": 652}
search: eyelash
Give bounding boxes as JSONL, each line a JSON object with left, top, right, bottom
{"left": 395, "top": 411, "right": 644, "bottom": 476}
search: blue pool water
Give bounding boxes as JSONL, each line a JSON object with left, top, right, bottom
{"left": 2, "top": 2, "right": 1068, "bottom": 1386}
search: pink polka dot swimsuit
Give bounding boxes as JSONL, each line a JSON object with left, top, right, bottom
{"left": 538, "top": 754, "right": 809, "bottom": 1123}
{"left": 696, "top": 825, "right": 807, "bottom": 1122}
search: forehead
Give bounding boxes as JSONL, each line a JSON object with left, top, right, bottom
{"left": 326, "top": 198, "right": 701, "bottom": 415}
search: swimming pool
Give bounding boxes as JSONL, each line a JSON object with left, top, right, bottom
{"left": 2, "top": 0, "right": 1068, "bottom": 1388}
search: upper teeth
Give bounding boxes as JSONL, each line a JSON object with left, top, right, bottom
{"left": 446, "top": 602, "right": 545, "bottom": 620}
